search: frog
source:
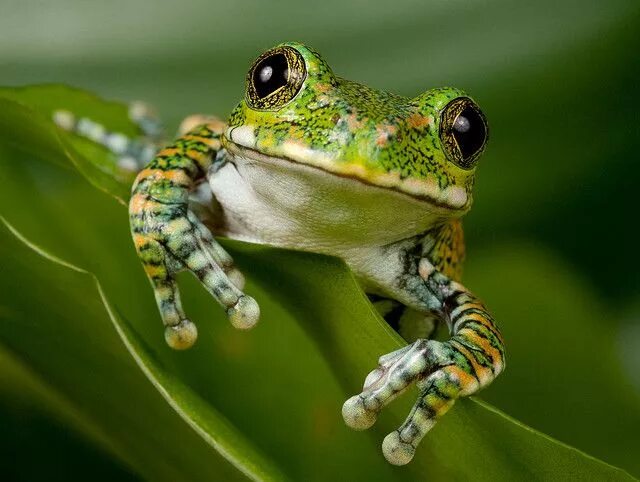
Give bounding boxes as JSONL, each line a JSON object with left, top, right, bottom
{"left": 54, "top": 42, "right": 504, "bottom": 466}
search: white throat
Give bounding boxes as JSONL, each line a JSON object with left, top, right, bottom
{"left": 209, "top": 150, "right": 447, "bottom": 259}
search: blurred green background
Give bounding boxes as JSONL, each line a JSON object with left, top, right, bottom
{"left": 1, "top": 0, "right": 639, "bottom": 480}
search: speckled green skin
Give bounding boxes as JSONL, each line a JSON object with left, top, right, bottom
{"left": 226, "top": 42, "right": 476, "bottom": 211}
{"left": 54, "top": 41, "right": 504, "bottom": 467}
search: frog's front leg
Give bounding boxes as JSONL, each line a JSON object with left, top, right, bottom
{"left": 130, "top": 120, "right": 259, "bottom": 349}
{"left": 343, "top": 259, "right": 505, "bottom": 465}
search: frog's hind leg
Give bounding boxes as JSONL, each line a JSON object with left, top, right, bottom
{"left": 53, "top": 101, "right": 164, "bottom": 172}
{"left": 369, "top": 295, "right": 437, "bottom": 342}
{"left": 127, "top": 100, "right": 164, "bottom": 141}
{"left": 382, "top": 364, "right": 463, "bottom": 465}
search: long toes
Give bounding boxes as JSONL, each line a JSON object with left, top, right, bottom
{"left": 344, "top": 343, "right": 430, "bottom": 432}
{"left": 164, "top": 319, "right": 198, "bottom": 350}
{"left": 361, "top": 345, "right": 414, "bottom": 391}
{"left": 382, "top": 431, "right": 415, "bottom": 466}
{"left": 357, "top": 354, "right": 422, "bottom": 410}
{"left": 226, "top": 267, "right": 246, "bottom": 290}
{"left": 361, "top": 369, "right": 412, "bottom": 410}
{"left": 186, "top": 211, "right": 244, "bottom": 288}
{"left": 342, "top": 395, "right": 377, "bottom": 430}
{"left": 364, "top": 345, "right": 416, "bottom": 391}
{"left": 380, "top": 368, "right": 459, "bottom": 464}
{"left": 167, "top": 227, "right": 259, "bottom": 329}
{"left": 227, "top": 295, "right": 260, "bottom": 330}
{"left": 378, "top": 345, "right": 411, "bottom": 366}
{"left": 363, "top": 367, "right": 385, "bottom": 390}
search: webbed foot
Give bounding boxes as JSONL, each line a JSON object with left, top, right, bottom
{"left": 342, "top": 338, "right": 485, "bottom": 465}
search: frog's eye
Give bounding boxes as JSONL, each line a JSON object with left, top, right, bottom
{"left": 440, "top": 97, "right": 488, "bottom": 169}
{"left": 246, "top": 46, "right": 307, "bottom": 110}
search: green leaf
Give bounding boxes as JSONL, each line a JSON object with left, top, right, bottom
{"left": 0, "top": 87, "right": 136, "bottom": 204}
{"left": 0, "top": 345, "right": 141, "bottom": 482}
{"left": 0, "top": 86, "right": 635, "bottom": 481}
{"left": 0, "top": 220, "right": 279, "bottom": 481}
{"left": 466, "top": 244, "right": 640, "bottom": 476}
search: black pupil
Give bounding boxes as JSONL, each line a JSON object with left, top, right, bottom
{"left": 253, "top": 53, "right": 289, "bottom": 98}
{"left": 452, "top": 106, "right": 486, "bottom": 159}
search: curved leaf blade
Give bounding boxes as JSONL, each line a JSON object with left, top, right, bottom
{"left": 0, "top": 85, "right": 636, "bottom": 481}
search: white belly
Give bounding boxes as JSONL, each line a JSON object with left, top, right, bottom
{"left": 208, "top": 153, "right": 445, "bottom": 294}
{"left": 210, "top": 154, "right": 444, "bottom": 247}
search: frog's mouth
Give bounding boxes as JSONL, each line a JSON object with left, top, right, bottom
{"left": 224, "top": 128, "right": 471, "bottom": 213}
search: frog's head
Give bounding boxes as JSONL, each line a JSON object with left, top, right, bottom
{"left": 225, "top": 42, "right": 488, "bottom": 215}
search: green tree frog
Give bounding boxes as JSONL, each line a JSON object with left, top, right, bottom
{"left": 55, "top": 42, "right": 504, "bottom": 466}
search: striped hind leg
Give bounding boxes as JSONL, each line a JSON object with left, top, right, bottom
{"left": 343, "top": 259, "right": 504, "bottom": 465}
{"left": 369, "top": 296, "right": 438, "bottom": 342}
{"left": 382, "top": 365, "right": 465, "bottom": 464}
{"left": 127, "top": 100, "right": 164, "bottom": 141}
{"left": 53, "top": 100, "right": 166, "bottom": 172}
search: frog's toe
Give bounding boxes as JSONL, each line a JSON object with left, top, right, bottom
{"left": 226, "top": 267, "right": 246, "bottom": 290}
{"left": 343, "top": 340, "right": 436, "bottom": 429}
{"left": 185, "top": 210, "right": 246, "bottom": 292}
{"left": 363, "top": 367, "right": 385, "bottom": 390}
{"left": 343, "top": 339, "right": 457, "bottom": 464}
{"left": 227, "top": 295, "right": 260, "bottom": 330}
{"left": 53, "top": 109, "right": 75, "bottom": 131}
{"left": 381, "top": 365, "right": 464, "bottom": 464}
{"left": 342, "top": 395, "right": 377, "bottom": 430}
{"left": 129, "top": 100, "right": 156, "bottom": 122}
{"left": 382, "top": 431, "right": 415, "bottom": 466}
{"left": 164, "top": 319, "right": 198, "bottom": 350}
{"left": 52, "top": 108, "right": 159, "bottom": 170}
{"left": 377, "top": 344, "right": 412, "bottom": 366}
{"left": 163, "top": 216, "right": 260, "bottom": 331}
{"left": 362, "top": 344, "right": 413, "bottom": 390}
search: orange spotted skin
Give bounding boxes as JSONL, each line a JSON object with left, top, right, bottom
{"left": 128, "top": 123, "right": 218, "bottom": 335}
{"left": 129, "top": 123, "right": 219, "bottom": 245}
{"left": 425, "top": 219, "right": 465, "bottom": 281}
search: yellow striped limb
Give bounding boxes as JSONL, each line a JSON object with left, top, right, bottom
{"left": 129, "top": 120, "right": 260, "bottom": 349}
